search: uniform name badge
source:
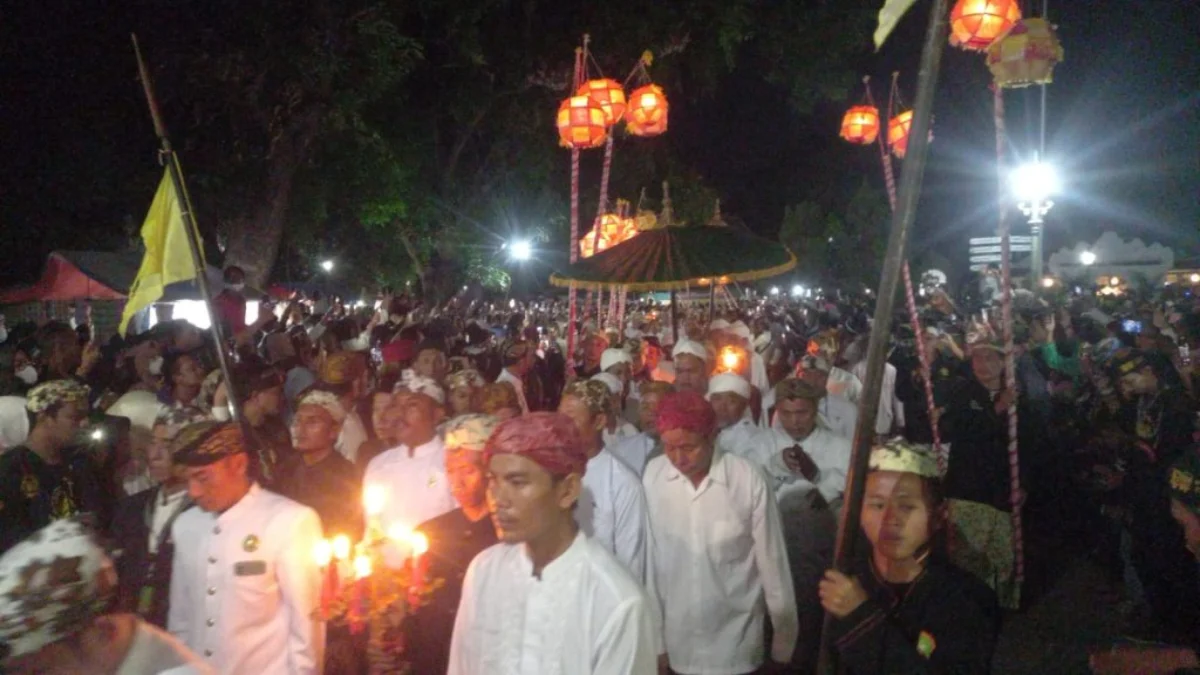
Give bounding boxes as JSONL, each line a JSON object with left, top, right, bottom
{"left": 234, "top": 561, "right": 267, "bottom": 576}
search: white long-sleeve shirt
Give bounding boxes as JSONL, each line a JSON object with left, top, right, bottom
{"left": 363, "top": 436, "right": 457, "bottom": 532}
{"left": 851, "top": 361, "right": 905, "bottom": 435}
{"left": 754, "top": 426, "right": 852, "bottom": 503}
{"left": 448, "top": 532, "right": 658, "bottom": 675}
{"left": 609, "top": 432, "right": 659, "bottom": 477}
{"left": 643, "top": 452, "right": 798, "bottom": 674}
{"left": 716, "top": 416, "right": 777, "bottom": 470}
{"left": 578, "top": 449, "right": 650, "bottom": 586}
{"left": 169, "top": 484, "right": 325, "bottom": 675}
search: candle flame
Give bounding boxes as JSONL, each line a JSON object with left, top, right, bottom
{"left": 386, "top": 523, "right": 410, "bottom": 542}
{"left": 332, "top": 535, "right": 352, "bottom": 561}
{"left": 719, "top": 346, "right": 741, "bottom": 372}
{"left": 353, "top": 554, "right": 372, "bottom": 579}
{"left": 410, "top": 532, "right": 430, "bottom": 556}
{"left": 363, "top": 485, "right": 386, "bottom": 517}
{"left": 312, "top": 539, "right": 332, "bottom": 567}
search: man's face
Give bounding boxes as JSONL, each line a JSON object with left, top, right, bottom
{"left": 253, "top": 385, "right": 285, "bottom": 417}
{"left": 1119, "top": 368, "right": 1157, "bottom": 398}
{"left": 557, "top": 394, "right": 604, "bottom": 444}
{"left": 290, "top": 405, "right": 340, "bottom": 454}
{"left": 446, "top": 448, "right": 487, "bottom": 511}
{"left": 642, "top": 344, "right": 661, "bottom": 373}
{"left": 50, "top": 334, "right": 82, "bottom": 375}
{"left": 585, "top": 338, "right": 607, "bottom": 368}
{"left": 147, "top": 424, "right": 176, "bottom": 484}
{"left": 674, "top": 354, "right": 709, "bottom": 395}
{"left": 1170, "top": 499, "right": 1200, "bottom": 560}
{"left": 387, "top": 392, "right": 444, "bottom": 448}
{"left": 777, "top": 396, "right": 818, "bottom": 440}
{"left": 861, "top": 471, "right": 934, "bottom": 562}
{"left": 172, "top": 355, "right": 206, "bottom": 388}
{"left": 661, "top": 427, "right": 715, "bottom": 485}
{"left": 41, "top": 401, "right": 88, "bottom": 448}
{"left": 185, "top": 454, "right": 248, "bottom": 512}
{"left": 638, "top": 391, "right": 665, "bottom": 437}
{"left": 487, "top": 453, "right": 577, "bottom": 544}
{"left": 414, "top": 349, "right": 448, "bottom": 382}
{"left": 629, "top": 349, "right": 645, "bottom": 377}
{"left": 970, "top": 349, "right": 1004, "bottom": 385}
{"left": 448, "top": 386, "right": 475, "bottom": 416}
{"left": 370, "top": 392, "right": 393, "bottom": 440}
{"left": 709, "top": 391, "right": 748, "bottom": 429}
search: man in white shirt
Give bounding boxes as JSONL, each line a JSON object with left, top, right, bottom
{"left": 317, "top": 351, "right": 370, "bottom": 465}
{"left": 364, "top": 374, "right": 456, "bottom": 533}
{"left": 0, "top": 517, "right": 215, "bottom": 675}
{"left": 789, "top": 355, "right": 858, "bottom": 441}
{"left": 168, "top": 422, "right": 324, "bottom": 674}
{"left": 851, "top": 355, "right": 905, "bottom": 440}
{"left": 643, "top": 391, "right": 797, "bottom": 675}
{"left": 610, "top": 381, "right": 674, "bottom": 476}
{"left": 448, "top": 413, "right": 658, "bottom": 674}
{"left": 559, "top": 379, "right": 651, "bottom": 586}
{"left": 729, "top": 321, "right": 771, "bottom": 397}
{"left": 670, "top": 339, "right": 711, "bottom": 396}
{"left": 593, "top": 372, "right": 640, "bottom": 447}
{"left": 496, "top": 340, "right": 535, "bottom": 413}
{"left": 708, "top": 373, "right": 776, "bottom": 468}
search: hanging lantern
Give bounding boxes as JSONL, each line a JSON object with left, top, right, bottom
{"left": 625, "top": 84, "right": 669, "bottom": 137}
{"left": 987, "top": 18, "right": 1064, "bottom": 89}
{"left": 949, "top": 0, "right": 1021, "bottom": 52}
{"left": 888, "top": 109, "right": 914, "bottom": 159}
{"left": 839, "top": 105, "right": 881, "bottom": 145}
{"left": 579, "top": 233, "right": 599, "bottom": 258}
{"left": 556, "top": 95, "right": 608, "bottom": 149}
{"left": 598, "top": 213, "right": 625, "bottom": 240}
{"left": 577, "top": 79, "right": 627, "bottom": 126}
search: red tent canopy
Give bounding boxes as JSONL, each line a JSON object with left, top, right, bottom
{"left": 0, "top": 252, "right": 126, "bottom": 304}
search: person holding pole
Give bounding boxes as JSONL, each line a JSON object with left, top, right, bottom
{"left": 818, "top": 439, "right": 998, "bottom": 674}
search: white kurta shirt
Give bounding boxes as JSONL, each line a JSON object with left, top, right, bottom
{"left": 643, "top": 452, "right": 798, "bottom": 674}
{"left": 754, "top": 426, "right": 852, "bottom": 503}
{"left": 335, "top": 410, "right": 368, "bottom": 464}
{"left": 715, "top": 416, "right": 776, "bottom": 470}
{"left": 496, "top": 368, "right": 529, "bottom": 413}
{"left": 602, "top": 420, "right": 640, "bottom": 449}
{"left": 448, "top": 532, "right": 658, "bottom": 675}
{"left": 116, "top": 620, "right": 215, "bottom": 675}
{"left": 851, "top": 361, "right": 906, "bottom": 435}
{"left": 578, "top": 449, "right": 650, "bottom": 586}
{"left": 609, "top": 433, "right": 659, "bottom": 477}
{"left": 363, "top": 436, "right": 458, "bottom": 532}
{"left": 168, "top": 484, "right": 324, "bottom": 675}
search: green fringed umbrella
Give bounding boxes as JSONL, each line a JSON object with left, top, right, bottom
{"left": 549, "top": 217, "right": 797, "bottom": 291}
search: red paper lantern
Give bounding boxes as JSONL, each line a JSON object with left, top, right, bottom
{"left": 625, "top": 84, "right": 669, "bottom": 137}
{"left": 577, "top": 79, "right": 627, "bottom": 126}
{"left": 556, "top": 95, "right": 608, "bottom": 149}
{"left": 949, "top": 0, "right": 1022, "bottom": 52}
{"left": 839, "top": 105, "right": 881, "bottom": 145}
{"left": 888, "top": 109, "right": 914, "bottom": 159}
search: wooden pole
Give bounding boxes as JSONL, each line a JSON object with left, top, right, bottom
{"left": 815, "top": 0, "right": 950, "bottom": 671}
{"left": 131, "top": 34, "right": 244, "bottom": 421}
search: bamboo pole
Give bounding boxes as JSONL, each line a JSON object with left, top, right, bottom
{"left": 131, "top": 34, "right": 244, "bottom": 422}
{"left": 566, "top": 40, "right": 587, "bottom": 371}
{"left": 815, "top": 0, "right": 951, "bottom": 671}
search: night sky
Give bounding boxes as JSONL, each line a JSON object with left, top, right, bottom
{"left": 1, "top": 0, "right": 1197, "bottom": 287}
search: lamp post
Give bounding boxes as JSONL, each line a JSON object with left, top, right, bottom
{"left": 1011, "top": 154, "right": 1058, "bottom": 285}
{"left": 320, "top": 259, "right": 335, "bottom": 273}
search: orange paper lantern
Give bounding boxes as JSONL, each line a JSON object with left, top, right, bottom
{"left": 887, "top": 109, "right": 914, "bottom": 159}
{"left": 598, "top": 213, "right": 625, "bottom": 239}
{"left": 949, "top": 0, "right": 1022, "bottom": 52}
{"left": 625, "top": 84, "right": 669, "bottom": 137}
{"left": 556, "top": 95, "right": 608, "bottom": 149}
{"left": 577, "top": 79, "right": 627, "bottom": 126}
{"left": 987, "top": 18, "right": 1064, "bottom": 89}
{"left": 840, "top": 105, "right": 881, "bottom": 145}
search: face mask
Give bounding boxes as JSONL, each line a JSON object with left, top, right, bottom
{"left": 15, "top": 365, "right": 37, "bottom": 385}
{"left": 229, "top": 283, "right": 246, "bottom": 293}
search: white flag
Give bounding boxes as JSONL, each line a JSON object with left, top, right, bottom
{"left": 874, "top": 0, "right": 920, "bottom": 50}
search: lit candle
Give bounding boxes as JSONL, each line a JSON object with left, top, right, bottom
{"left": 312, "top": 539, "right": 332, "bottom": 567}
{"left": 332, "top": 535, "right": 351, "bottom": 561}
{"left": 363, "top": 485, "right": 386, "bottom": 519}
{"left": 312, "top": 539, "right": 338, "bottom": 615}
{"left": 408, "top": 531, "right": 430, "bottom": 607}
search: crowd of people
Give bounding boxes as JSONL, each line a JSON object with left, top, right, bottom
{"left": 0, "top": 265, "right": 1198, "bottom": 675}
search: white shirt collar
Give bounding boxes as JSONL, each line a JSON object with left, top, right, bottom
{"left": 520, "top": 530, "right": 587, "bottom": 581}
{"left": 216, "top": 482, "right": 261, "bottom": 525}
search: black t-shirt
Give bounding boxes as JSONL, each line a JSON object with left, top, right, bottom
{"left": 0, "top": 446, "right": 104, "bottom": 552}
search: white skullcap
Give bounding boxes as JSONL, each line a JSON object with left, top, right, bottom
{"left": 591, "top": 372, "right": 623, "bottom": 396}
{"left": 395, "top": 369, "right": 446, "bottom": 405}
{"left": 296, "top": 390, "right": 347, "bottom": 425}
{"left": 730, "top": 321, "right": 752, "bottom": 341}
{"left": 600, "top": 348, "right": 632, "bottom": 372}
{"left": 709, "top": 319, "right": 731, "bottom": 331}
{"left": 672, "top": 338, "right": 708, "bottom": 362}
{"left": 707, "top": 373, "right": 752, "bottom": 400}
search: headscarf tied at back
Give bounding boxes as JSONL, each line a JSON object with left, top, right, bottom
{"left": 484, "top": 412, "right": 588, "bottom": 479}
{"left": 655, "top": 390, "right": 717, "bottom": 438}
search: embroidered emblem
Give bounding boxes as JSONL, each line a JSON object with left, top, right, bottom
{"left": 917, "top": 630, "right": 937, "bottom": 658}
{"left": 427, "top": 474, "right": 438, "bottom": 488}
{"left": 242, "top": 535, "right": 260, "bottom": 553}
{"left": 20, "top": 474, "right": 38, "bottom": 498}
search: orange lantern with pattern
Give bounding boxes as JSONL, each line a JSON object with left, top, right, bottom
{"left": 887, "top": 109, "right": 914, "bottom": 159}
{"left": 625, "top": 84, "right": 669, "bottom": 137}
{"left": 556, "top": 95, "right": 608, "bottom": 149}
{"left": 577, "top": 79, "right": 627, "bottom": 127}
{"left": 949, "top": 0, "right": 1022, "bottom": 52}
{"left": 840, "top": 105, "right": 881, "bottom": 145}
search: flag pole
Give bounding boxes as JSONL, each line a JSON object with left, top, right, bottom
{"left": 131, "top": 33, "right": 244, "bottom": 421}
{"left": 815, "top": 0, "right": 950, "bottom": 672}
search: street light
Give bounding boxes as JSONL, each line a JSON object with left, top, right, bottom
{"left": 769, "top": 286, "right": 780, "bottom": 296}
{"left": 1041, "top": 277, "right": 1055, "bottom": 288}
{"left": 510, "top": 240, "right": 532, "bottom": 261}
{"left": 1079, "top": 251, "right": 1096, "bottom": 266}
{"left": 791, "top": 285, "right": 804, "bottom": 297}
{"left": 320, "top": 259, "right": 335, "bottom": 273}
{"left": 1011, "top": 155, "right": 1058, "bottom": 284}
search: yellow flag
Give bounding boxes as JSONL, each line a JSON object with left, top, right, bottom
{"left": 874, "top": 0, "right": 920, "bottom": 50}
{"left": 119, "top": 169, "right": 200, "bottom": 335}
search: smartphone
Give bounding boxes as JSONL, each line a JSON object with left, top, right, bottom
{"left": 1122, "top": 319, "right": 1143, "bottom": 334}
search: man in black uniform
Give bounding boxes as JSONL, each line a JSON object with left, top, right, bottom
{"left": 275, "top": 390, "right": 362, "bottom": 537}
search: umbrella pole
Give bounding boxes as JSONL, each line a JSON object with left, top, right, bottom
{"left": 670, "top": 290, "right": 678, "bottom": 344}
{"left": 707, "top": 284, "right": 716, "bottom": 324}
{"left": 815, "top": 0, "right": 950, "bottom": 672}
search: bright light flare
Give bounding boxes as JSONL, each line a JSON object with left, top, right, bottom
{"left": 1010, "top": 160, "right": 1059, "bottom": 203}
{"left": 90, "top": 429, "right": 105, "bottom": 441}
{"left": 320, "top": 259, "right": 335, "bottom": 273}
{"left": 510, "top": 240, "right": 533, "bottom": 261}
{"left": 363, "top": 485, "right": 386, "bottom": 517}
{"left": 1190, "top": 273, "right": 1200, "bottom": 284}
{"left": 791, "top": 285, "right": 804, "bottom": 297}
{"left": 769, "top": 287, "right": 780, "bottom": 296}
{"left": 332, "top": 535, "right": 352, "bottom": 561}
{"left": 410, "top": 532, "right": 430, "bottom": 556}
{"left": 719, "top": 346, "right": 742, "bottom": 372}
{"left": 1078, "top": 251, "right": 1097, "bottom": 266}
{"left": 1041, "top": 277, "right": 1055, "bottom": 288}
{"left": 312, "top": 539, "right": 333, "bottom": 567}
{"left": 353, "top": 554, "right": 372, "bottom": 579}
